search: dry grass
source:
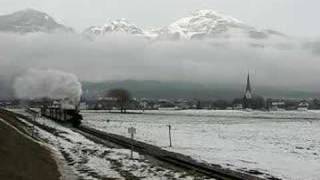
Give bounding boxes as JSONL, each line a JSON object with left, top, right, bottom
{"left": 0, "top": 112, "right": 60, "bottom": 180}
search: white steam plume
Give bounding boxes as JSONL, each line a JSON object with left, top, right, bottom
{"left": 14, "top": 69, "right": 82, "bottom": 105}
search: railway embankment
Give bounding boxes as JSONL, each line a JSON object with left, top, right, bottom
{"left": 0, "top": 109, "right": 61, "bottom": 180}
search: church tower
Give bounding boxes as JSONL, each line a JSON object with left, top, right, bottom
{"left": 243, "top": 73, "right": 252, "bottom": 109}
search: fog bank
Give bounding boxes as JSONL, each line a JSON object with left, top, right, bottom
{"left": 0, "top": 32, "right": 319, "bottom": 98}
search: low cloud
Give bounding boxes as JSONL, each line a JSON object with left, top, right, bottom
{"left": 0, "top": 32, "right": 319, "bottom": 99}
{"left": 304, "top": 40, "right": 320, "bottom": 55}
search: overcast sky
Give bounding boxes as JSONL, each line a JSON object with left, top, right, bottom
{"left": 0, "top": 0, "right": 319, "bottom": 37}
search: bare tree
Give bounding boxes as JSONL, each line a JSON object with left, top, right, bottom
{"left": 107, "top": 89, "right": 131, "bottom": 113}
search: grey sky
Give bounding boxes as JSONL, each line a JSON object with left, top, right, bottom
{"left": 0, "top": 0, "right": 319, "bottom": 37}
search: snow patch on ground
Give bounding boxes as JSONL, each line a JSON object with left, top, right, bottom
{"left": 15, "top": 109, "right": 212, "bottom": 180}
{"left": 82, "top": 110, "right": 320, "bottom": 180}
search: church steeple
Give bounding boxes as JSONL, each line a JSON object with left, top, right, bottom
{"left": 245, "top": 73, "right": 252, "bottom": 99}
{"left": 243, "top": 73, "right": 252, "bottom": 108}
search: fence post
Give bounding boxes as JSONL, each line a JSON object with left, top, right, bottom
{"left": 168, "top": 125, "right": 172, "bottom": 147}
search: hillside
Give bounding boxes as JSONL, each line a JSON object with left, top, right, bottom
{"left": 82, "top": 80, "right": 318, "bottom": 100}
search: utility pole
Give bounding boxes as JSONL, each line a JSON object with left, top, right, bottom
{"left": 130, "top": 133, "right": 134, "bottom": 159}
{"left": 168, "top": 125, "right": 172, "bottom": 147}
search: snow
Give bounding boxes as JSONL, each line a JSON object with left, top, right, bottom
{"left": 82, "top": 9, "right": 289, "bottom": 45}
{"left": 85, "top": 19, "right": 148, "bottom": 37}
{"left": 14, "top": 109, "right": 212, "bottom": 180}
{"left": 192, "top": 10, "right": 242, "bottom": 24}
{"left": 82, "top": 110, "right": 320, "bottom": 180}
{"left": 156, "top": 9, "right": 251, "bottom": 40}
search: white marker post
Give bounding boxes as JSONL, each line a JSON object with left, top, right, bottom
{"left": 168, "top": 125, "right": 172, "bottom": 147}
{"left": 128, "top": 127, "right": 136, "bottom": 159}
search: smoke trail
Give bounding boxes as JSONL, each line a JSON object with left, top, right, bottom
{"left": 14, "top": 69, "right": 82, "bottom": 105}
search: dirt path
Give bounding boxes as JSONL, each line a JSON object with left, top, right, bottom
{"left": 0, "top": 111, "right": 61, "bottom": 180}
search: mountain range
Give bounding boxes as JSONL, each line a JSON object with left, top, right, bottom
{"left": 84, "top": 9, "right": 288, "bottom": 41}
{"left": 0, "top": 8, "right": 287, "bottom": 42}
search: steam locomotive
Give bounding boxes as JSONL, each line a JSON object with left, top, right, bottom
{"left": 40, "top": 100, "right": 82, "bottom": 127}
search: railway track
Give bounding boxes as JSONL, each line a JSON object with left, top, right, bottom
{"left": 2, "top": 108, "right": 268, "bottom": 180}
{"left": 77, "top": 125, "right": 266, "bottom": 180}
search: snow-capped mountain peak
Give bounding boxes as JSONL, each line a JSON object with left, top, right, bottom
{"left": 156, "top": 9, "right": 251, "bottom": 40}
{"left": 84, "top": 18, "right": 147, "bottom": 36}
{"left": 191, "top": 9, "right": 242, "bottom": 24}
{"left": 0, "top": 9, "right": 73, "bottom": 33}
{"left": 153, "top": 9, "right": 288, "bottom": 41}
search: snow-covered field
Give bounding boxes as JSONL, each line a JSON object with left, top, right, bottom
{"left": 14, "top": 109, "right": 211, "bottom": 180}
{"left": 82, "top": 110, "right": 320, "bottom": 180}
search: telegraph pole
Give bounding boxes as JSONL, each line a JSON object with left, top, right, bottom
{"left": 168, "top": 125, "right": 172, "bottom": 147}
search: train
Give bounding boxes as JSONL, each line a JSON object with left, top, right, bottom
{"left": 40, "top": 101, "right": 82, "bottom": 127}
